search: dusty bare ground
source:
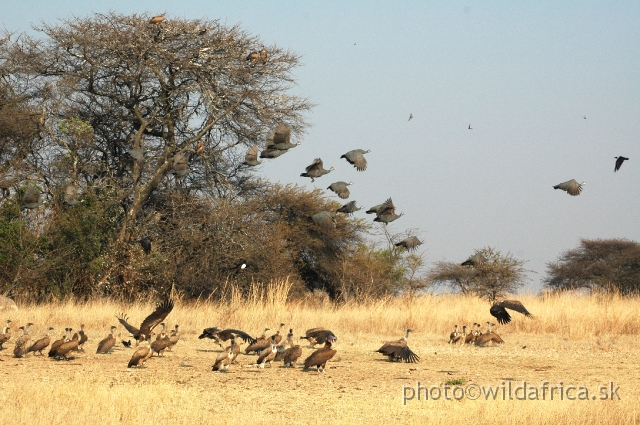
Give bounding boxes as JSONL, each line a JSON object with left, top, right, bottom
{"left": 1, "top": 294, "right": 639, "bottom": 424}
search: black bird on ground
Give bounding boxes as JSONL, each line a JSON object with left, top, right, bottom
{"left": 490, "top": 300, "right": 534, "bottom": 325}
{"left": 614, "top": 156, "right": 629, "bottom": 172}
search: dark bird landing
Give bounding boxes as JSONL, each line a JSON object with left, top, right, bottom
{"left": 199, "top": 328, "right": 257, "bottom": 346}
{"left": 394, "top": 236, "right": 424, "bottom": 252}
{"left": 122, "top": 340, "right": 132, "bottom": 348}
{"left": 408, "top": 113, "right": 413, "bottom": 121}
{"left": 490, "top": 300, "right": 534, "bottom": 325}
{"left": 340, "top": 149, "right": 371, "bottom": 172}
{"left": 553, "top": 179, "right": 585, "bottom": 196}
{"left": 139, "top": 236, "right": 152, "bottom": 255}
{"left": 614, "top": 156, "right": 629, "bottom": 172}
{"left": 376, "top": 329, "right": 419, "bottom": 363}
{"left": 461, "top": 252, "right": 487, "bottom": 267}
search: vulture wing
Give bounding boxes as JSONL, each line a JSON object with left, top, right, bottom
{"left": 490, "top": 300, "right": 533, "bottom": 324}
{"left": 139, "top": 299, "right": 174, "bottom": 335}
{"left": 116, "top": 314, "right": 141, "bottom": 337}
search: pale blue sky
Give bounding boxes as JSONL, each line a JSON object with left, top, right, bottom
{"left": 2, "top": 1, "right": 639, "bottom": 292}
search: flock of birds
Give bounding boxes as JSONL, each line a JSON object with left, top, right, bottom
{"left": 0, "top": 294, "right": 534, "bottom": 371}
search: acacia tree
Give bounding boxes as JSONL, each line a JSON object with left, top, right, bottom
{"left": 544, "top": 238, "right": 640, "bottom": 294}
{"left": 0, "top": 13, "right": 312, "bottom": 295}
{"left": 427, "top": 247, "right": 532, "bottom": 301}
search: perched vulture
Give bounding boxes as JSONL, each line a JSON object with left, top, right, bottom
{"left": 553, "top": 179, "right": 585, "bottom": 196}
{"left": 376, "top": 329, "right": 419, "bottom": 363}
{"left": 300, "top": 328, "right": 336, "bottom": 348}
{"left": 259, "top": 48, "right": 268, "bottom": 62}
{"left": 394, "top": 236, "right": 424, "bottom": 251}
{"left": 128, "top": 334, "right": 154, "bottom": 368}
{"left": 461, "top": 252, "right": 487, "bottom": 267}
{"left": 244, "top": 328, "right": 271, "bottom": 354}
{"left": 336, "top": 201, "right": 362, "bottom": 215}
{"left": 48, "top": 328, "right": 67, "bottom": 357}
{"left": 13, "top": 324, "right": 33, "bottom": 358}
{"left": 327, "top": 181, "right": 353, "bottom": 199}
{"left": 246, "top": 51, "right": 260, "bottom": 62}
{"left": 256, "top": 336, "right": 278, "bottom": 368}
{"left": 300, "top": 158, "right": 334, "bottom": 182}
{"left": 149, "top": 15, "right": 165, "bottom": 24}
{"left": 117, "top": 298, "right": 174, "bottom": 343}
{"left": 303, "top": 335, "right": 337, "bottom": 373}
{"left": 27, "top": 327, "right": 54, "bottom": 356}
{"left": 340, "top": 149, "right": 371, "bottom": 172}
{"left": 243, "top": 146, "right": 262, "bottom": 166}
{"left": 0, "top": 320, "right": 12, "bottom": 350}
{"left": 212, "top": 337, "right": 239, "bottom": 371}
{"left": 490, "top": 300, "right": 533, "bottom": 325}
{"left": 614, "top": 156, "right": 629, "bottom": 172}
{"left": 53, "top": 328, "right": 80, "bottom": 360}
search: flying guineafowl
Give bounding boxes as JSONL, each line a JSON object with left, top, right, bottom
{"left": 243, "top": 146, "right": 262, "bottom": 166}
{"left": 336, "top": 201, "right": 362, "bottom": 215}
{"left": 373, "top": 198, "right": 404, "bottom": 225}
{"left": 63, "top": 185, "right": 81, "bottom": 206}
{"left": 266, "top": 124, "right": 300, "bottom": 150}
{"left": 260, "top": 148, "right": 288, "bottom": 159}
{"left": 553, "top": 179, "right": 585, "bottom": 196}
{"left": 21, "top": 186, "right": 43, "bottom": 210}
{"left": 341, "top": 149, "right": 371, "bottom": 172}
{"left": 300, "top": 158, "right": 334, "bottom": 183}
{"left": 327, "top": 181, "right": 353, "bottom": 199}
{"left": 394, "top": 236, "right": 424, "bottom": 251}
{"left": 172, "top": 152, "right": 190, "bottom": 177}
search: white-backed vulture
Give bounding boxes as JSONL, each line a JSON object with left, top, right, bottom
{"left": 245, "top": 328, "right": 271, "bottom": 354}
{"left": 376, "top": 329, "right": 420, "bottom": 363}
{"left": 27, "top": 327, "right": 54, "bottom": 356}
{"left": 128, "top": 334, "right": 154, "bottom": 368}
{"left": 303, "top": 335, "right": 337, "bottom": 373}
{"left": 13, "top": 323, "right": 33, "bottom": 358}
{"left": 96, "top": 326, "right": 117, "bottom": 354}
{"left": 167, "top": 325, "right": 180, "bottom": 351}
{"left": 198, "top": 327, "right": 256, "bottom": 347}
{"left": 212, "top": 337, "right": 239, "bottom": 372}
{"left": 54, "top": 328, "right": 80, "bottom": 360}
{"left": 448, "top": 325, "right": 459, "bottom": 344}
{"left": 48, "top": 328, "right": 68, "bottom": 357}
{"left": 0, "top": 319, "right": 11, "bottom": 349}
{"left": 256, "top": 336, "right": 278, "bottom": 368}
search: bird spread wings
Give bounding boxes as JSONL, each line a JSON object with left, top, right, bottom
{"left": 139, "top": 299, "right": 174, "bottom": 335}
{"left": 395, "top": 236, "right": 423, "bottom": 251}
{"left": 342, "top": 150, "right": 367, "bottom": 171}
{"left": 377, "top": 343, "right": 420, "bottom": 363}
{"left": 266, "top": 123, "right": 292, "bottom": 148}
{"left": 490, "top": 300, "right": 533, "bottom": 324}
{"left": 554, "top": 179, "right": 583, "bottom": 196}
{"left": 376, "top": 198, "right": 396, "bottom": 217}
{"left": 305, "top": 158, "right": 323, "bottom": 173}
{"left": 116, "top": 314, "right": 141, "bottom": 336}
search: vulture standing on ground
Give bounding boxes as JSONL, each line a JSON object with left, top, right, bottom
{"left": 13, "top": 324, "right": 33, "bottom": 358}
{"left": 461, "top": 253, "right": 487, "bottom": 267}
{"left": 475, "top": 323, "right": 504, "bottom": 346}
{"left": 373, "top": 198, "right": 404, "bottom": 224}
{"left": 0, "top": 320, "right": 11, "bottom": 349}
{"left": 212, "top": 337, "right": 239, "bottom": 372}
{"left": 448, "top": 325, "right": 459, "bottom": 344}
{"left": 272, "top": 323, "right": 286, "bottom": 345}
{"left": 341, "top": 149, "right": 371, "bottom": 171}
{"left": 614, "top": 156, "right": 629, "bottom": 172}
{"left": 21, "top": 186, "right": 42, "bottom": 210}
{"left": 54, "top": 328, "right": 80, "bottom": 360}
{"left": 167, "top": 324, "right": 180, "bottom": 351}
{"left": 303, "top": 335, "right": 337, "bottom": 373}
{"left": 77, "top": 324, "right": 88, "bottom": 352}
{"left": 96, "top": 326, "right": 117, "bottom": 354}
{"left": 128, "top": 334, "right": 154, "bottom": 368}
{"left": 376, "top": 329, "right": 420, "bottom": 363}
{"left": 394, "top": 236, "right": 424, "bottom": 251}
{"left": 300, "top": 158, "right": 334, "bottom": 182}
{"left": 256, "top": 335, "right": 278, "bottom": 368}
{"left": 199, "top": 327, "right": 256, "bottom": 347}
{"left": 282, "top": 329, "right": 302, "bottom": 367}
{"left": 48, "top": 328, "right": 68, "bottom": 357}
{"left": 327, "top": 181, "right": 353, "bottom": 199}
{"left": 117, "top": 298, "right": 174, "bottom": 344}
{"left": 27, "top": 327, "right": 54, "bottom": 356}
{"left": 553, "top": 179, "right": 585, "bottom": 196}
{"left": 490, "top": 300, "right": 533, "bottom": 325}
{"left": 336, "top": 201, "right": 362, "bottom": 215}
{"left": 243, "top": 146, "right": 262, "bottom": 166}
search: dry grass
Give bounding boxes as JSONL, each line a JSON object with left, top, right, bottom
{"left": 2, "top": 281, "right": 639, "bottom": 424}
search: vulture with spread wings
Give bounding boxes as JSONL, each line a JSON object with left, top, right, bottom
{"left": 490, "top": 300, "right": 533, "bottom": 325}
{"left": 117, "top": 299, "right": 174, "bottom": 343}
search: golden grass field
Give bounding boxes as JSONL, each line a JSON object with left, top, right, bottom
{"left": 2, "top": 282, "right": 639, "bottom": 425}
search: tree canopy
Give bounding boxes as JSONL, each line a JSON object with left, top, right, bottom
{"left": 544, "top": 238, "right": 640, "bottom": 294}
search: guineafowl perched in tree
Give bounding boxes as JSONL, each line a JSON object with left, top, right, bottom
{"left": 327, "top": 181, "right": 353, "bottom": 199}
{"left": 341, "top": 149, "right": 371, "bottom": 171}
{"left": 312, "top": 211, "right": 337, "bottom": 228}
{"left": 553, "top": 179, "right": 585, "bottom": 196}
{"left": 300, "top": 158, "right": 334, "bottom": 183}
